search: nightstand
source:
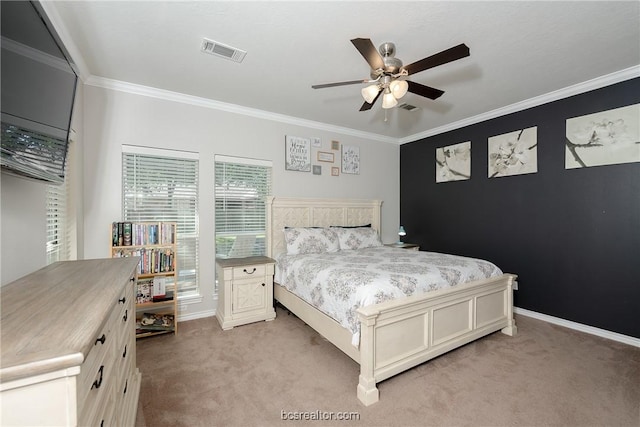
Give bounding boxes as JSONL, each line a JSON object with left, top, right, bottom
{"left": 385, "top": 242, "right": 420, "bottom": 251}
{"left": 215, "top": 256, "right": 276, "bottom": 330}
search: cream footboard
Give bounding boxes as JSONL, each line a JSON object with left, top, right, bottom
{"left": 266, "top": 197, "right": 517, "bottom": 406}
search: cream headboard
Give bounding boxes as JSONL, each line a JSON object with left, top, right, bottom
{"left": 266, "top": 197, "right": 383, "bottom": 257}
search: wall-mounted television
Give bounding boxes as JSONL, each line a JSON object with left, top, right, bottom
{"left": 1, "top": 1, "right": 78, "bottom": 184}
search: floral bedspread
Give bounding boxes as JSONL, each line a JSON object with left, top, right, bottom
{"left": 275, "top": 246, "right": 503, "bottom": 346}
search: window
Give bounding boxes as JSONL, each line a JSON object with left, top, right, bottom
{"left": 122, "top": 146, "right": 199, "bottom": 297}
{"left": 46, "top": 179, "right": 68, "bottom": 264}
{"left": 46, "top": 139, "right": 75, "bottom": 264}
{"left": 214, "top": 155, "right": 272, "bottom": 258}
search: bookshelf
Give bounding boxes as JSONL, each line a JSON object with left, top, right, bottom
{"left": 111, "top": 221, "right": 178, "bottom": 338}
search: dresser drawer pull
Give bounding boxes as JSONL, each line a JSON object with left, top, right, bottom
{"left": 243, "top": 267, "right": 257, "bottom": 274}
{"left": 100, "top": 420, "right": 104, "bottom": 427}
{"left": 130, "top": 277, "right": 135, "bottom": 282}
{"left": 119, "top": 296, "right": 126, "bottom": 304}
{"left": 123, "top": 379, "right": 128, "bottom": 395}
{"left": 122, "top": 344, "right": 127, "bottom": 359}
{"left": 262, "top": 283, "right": 265, "bottom": 287}
{"left": 91, "top": 365, "right": 104, "bottom": 390}
{"left": 123, "top": 309, "right": 128, "bottom": 322}
{"left": 95, "top": 334, "right": 106, "bottom": 346}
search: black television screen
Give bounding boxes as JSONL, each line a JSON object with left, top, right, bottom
{"left": 1, "top": 0, "right": 78, "bottom": 183}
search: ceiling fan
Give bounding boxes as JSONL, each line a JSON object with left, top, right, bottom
{"left": 312, "top": 38, "right": 470, "bottom": 111}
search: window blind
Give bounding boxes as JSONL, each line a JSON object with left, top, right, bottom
{"left": 122, "top": 146, "right": 199, "bottom": 296}
{"left": 46, "top": 139, "right": 74, "bottom": 264}
{"left": 214, "top": 156, "right": 272, "bottom": 258}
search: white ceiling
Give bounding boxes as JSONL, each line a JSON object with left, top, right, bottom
{"left": 46, "top": 1, "right": 640, "bottom": 144}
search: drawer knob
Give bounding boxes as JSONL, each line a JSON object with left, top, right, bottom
{"left": 243, "top": 267, "right": 257, "bottom": 274}
{"left": 95, "top": 334, "right": 106, "bottom": 346}
{"left": 119, "top": 296, "right": 126, "bottom": 304}
{"left": 91, "top": 365, "right": 104, "bottom": 390}
{"left": 262, "top": 283, "right": 265, "bottom": 287}
{"left": 122, "top": 345, "right": 127, "bottom": 359}
{"left": 123, "top": 309, "right": 128, "bottom": 322}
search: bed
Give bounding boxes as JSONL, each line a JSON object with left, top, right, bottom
{"left": 266, "top": 197, "right": 517, "bottom": 406}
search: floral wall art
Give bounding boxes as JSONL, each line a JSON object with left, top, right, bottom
{"left": 488, "top": 126, "right": 538, "bottom": 178}
{"left": 341, "top": 145, "right": 360, "bottom": 174}
{"left": 435, "top": 141, "right": 471, "bottom": 183}
{"left": 565, "top": 104, "right": 640, "bottom": 169}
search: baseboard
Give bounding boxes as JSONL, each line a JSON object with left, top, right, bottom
{"left": 514, "top": 307, "right": 640, "bottom": 348}
{"left": 177, "top": 309, "right": 215, "bottom": 323}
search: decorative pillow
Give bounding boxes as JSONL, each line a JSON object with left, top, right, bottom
{"left": 334, "top": 227, "right": 382, "bottom": 250}
{"left": 283, "top": 227, "right": 340, "bottom": 255}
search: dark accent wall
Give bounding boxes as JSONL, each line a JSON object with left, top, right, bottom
{"left": 400, "top": 78, "right": 639, "bottom": 338}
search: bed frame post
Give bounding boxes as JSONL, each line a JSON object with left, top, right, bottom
{"left": 501, "top": 275, "right": 518, "bottom": 336}
{"left": 356, "top": 312, "right": 379, "bottom": 406}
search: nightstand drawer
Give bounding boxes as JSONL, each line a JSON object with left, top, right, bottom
{"left": 232, "top": 264, "right": 266, "bottom": 279}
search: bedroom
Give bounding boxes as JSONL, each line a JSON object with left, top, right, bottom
{"left": 1, "top": 1, "right": 638, "bottom": 425}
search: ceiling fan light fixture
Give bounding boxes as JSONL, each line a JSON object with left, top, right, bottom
{"left": 390, "top": 79, "right": 408, "bottom": 99}
{"left": 382, "top": 89, "right": 398, "bottom": 109}
{"left": 361, "top": 84, "right": 380, "bottom": 104}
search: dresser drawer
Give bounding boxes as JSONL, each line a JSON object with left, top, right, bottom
{"left": 77, "top": 307, "right": 118, "bottom": 411}
{"left": 232, "top": 264, "right": 266, "bottom": 279}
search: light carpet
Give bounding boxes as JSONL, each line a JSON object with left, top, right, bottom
{"left": 135, "top": 305, "right": 639, "bottom": 427}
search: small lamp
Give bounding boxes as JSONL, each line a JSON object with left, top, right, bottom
{"left": 397, "top": 225, "right": 406, "bottom": 244}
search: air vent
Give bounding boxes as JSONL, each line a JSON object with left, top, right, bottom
{"left": 201, "top": 38, "right": 246, "bottom": 63}
{"left": 397, "top": 103, "right": 420, "bottom": 112}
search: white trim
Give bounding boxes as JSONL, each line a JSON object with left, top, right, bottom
{"left": 214, "top": 154, "right": 272, "bottom": 168}
{"left": 399, "top": 66, "right": 640, "bottom": 144}
{"left": 121, "top": 144, "right": 199, "bottom": 160}
{"left": 86, "top": 76, "right": 398, "bottom": 144}
{"left": 178, "top": 309, "right": 215, "bottom": 323}
{"left": 514, "top": 307, "right": 640, "bottom": 348}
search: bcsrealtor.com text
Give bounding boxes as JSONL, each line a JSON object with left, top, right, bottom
{"left": 281, "top": 410, "right": 361, "bottom": 421}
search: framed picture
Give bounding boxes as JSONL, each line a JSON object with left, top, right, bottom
{"left": 565, "top": 104, "right": 639, "bottom": 169}
{"left": 313, "top": 165, "right": 322, "bottom": 175}
{"left": 488, "top": 126, "right": 538, "bottom": 178}
{"left": 331, "top": 167, "right": 340, "bottom": 176}
{"left": 317, "top": 151, "right": 334, "bottom": 163}
{"left": 285, "top": 135, "right": 311, "bottom": 172}
{"left": 436, "top": 141, "right": 471, "bottom": 183}
{"left": 312, "top": 137, "right": 321, "bottom": 148}
{"left": 331, "top": 140, "right": 340, "bottom": 150}
{"left": 341, "top": 145, "right": 360, "bottom": 174}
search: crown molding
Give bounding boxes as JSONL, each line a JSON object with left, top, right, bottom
{"left": 85, "top": 76, "right": 398, "bottom": 144}
{"left": 399, "top": 65, "right": 640, "bottom": 145}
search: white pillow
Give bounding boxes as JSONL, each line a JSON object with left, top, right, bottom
{"left": 334, "top": 227, "right": 382, "bottom": 250}
{"left": 283, "top": 227, "right": 340, "bottom": 255}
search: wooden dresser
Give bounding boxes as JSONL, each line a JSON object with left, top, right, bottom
{"left": 0, "top": 258, "right": 142, "bottom": 426}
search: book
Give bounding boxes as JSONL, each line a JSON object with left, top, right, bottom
{"left": 152, "top": 277, "right": 166, "bottom": 298}
{"left": 136, "top": 280, "right": 153, "bottom": 303}
{"left": 152, "top": 290, "right": 174, "bottom": 302}
{"left": 139, "top": 312, "right": 174, "bottom": 330}
{"left": 123, "top": 222, "right": 132, "bottom": 246}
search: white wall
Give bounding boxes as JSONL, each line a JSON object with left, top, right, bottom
{"left": 0, "top": 173, "right": 47, "bottom": 285}
{"left": 82, "top": 85, "right": 400, "bottom": 320}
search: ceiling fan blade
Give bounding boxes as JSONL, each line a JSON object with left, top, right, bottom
{"left": 351, "top": 38, "right": 384, "bottom": 71}
{"left": 359, "top": 90, "right": 382, "bottom": 111}
{"left": 407, "top": 81, "right": 445, "bottom": 100}
{"left": 312, "top": 79, "right": 367, "bottom": 89}
{"left": 402, "top": 43, "right": 470, "bottom": 76}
